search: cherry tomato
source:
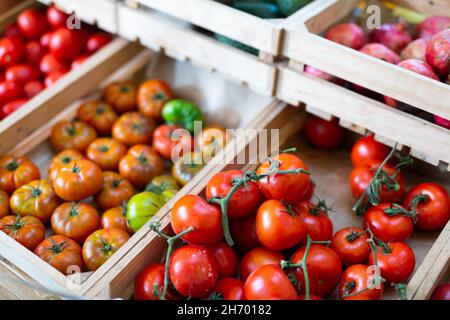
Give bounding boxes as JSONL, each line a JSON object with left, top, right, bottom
{"left": 0, "top": 81, "right": 23, "bottom": 106}
{"left": 330, "top": 227, "right": 370, "bottom": 266}
{"left": 363, "top": 203, "right": 413, "bottom": 242}
{"left": 351, "top": 134, "right": 390, "bottom": 167}
{"left": 0, "top": 215, "right": 45, "bottom": 251}
{"left": 46, "top": 5, "right": 69, "bottom": 29}
{"left": 0, "top": 155, "right": 40, "bottom": 194}
{"left": 137, "top": 79, "right": 174, "bottom": 120}
{"left": 40, "top": 32, "right": 53, "bottom": 48}
{"left": 76, "top": 100, "right": 118, "bottom": 136}
{"left": 229, "top": 213, "right": 260, "bottom": 253}
{"left": 214, "top": 278, "right": 245, "bottom": 300}
{"left": 35, "top": 235, "right": 84, "bottom": 274}
{"left": 39, "top": 53, "right": 69, "bottom": 74}
{"left": 48, "top": 149, "right": 85, "bottom": 181}
{"left": 94, "top": 171, "right": 134, "bottom": 211}
{"left": 86, "top": 33, "right": 111, "bottom": 54}
{"left": 112, "top": 112, "right": 156, "bottom": 147}
{"left": 44, "top": 70, "right": 66, "bottom": 87}
{"left": 430, "top": 284, "right": 450, "bottom": 300}
{"left": 71, "top": 55, "right": 88, "bottom": 70}
{"left": 25, "top": 41, "right": 47, "bottom": 65}
{"left": 244, "top": 265, "right": 297, "bottom": 300}
{"left": 404, "top": 182, "right": 450, "bottom": 231}
{"left": 206, "top": 170, "right": 261, "bottom": 220}
{"left": 256, "top": 153, "right": 310, "bottom": 204}
{"left": 86, "top": 138, "right": 127, "bottom": 171}
{"left": 51, "top": 202, "right": 100, "bottom": 244}
{"left": 368, "top": 241, "right": 415, "bottom": 283}
{"left": 349, "top": 160, "right": 405, "bottom": 203}
{"left": 299, "top": 180, "right": 315, "bottom": 202}
{"left": 1, "top": 99, "right": 28, "bottom": 118}
{"left": 169, "top": 245, "right": 219, "bottom": 298}
{"left": 289, "top": 244, "right": 342, "bottom": 297}
{"left": 49, "top": 28, "right": 84, "bottom": 61}
{"left": 4, "top": 24, "right": 21, "bottom": 38}
{"left": 100, "top": 205, "right": 132, "bottom": 235}
{"left": 0, "top": 190, "right": 9, "bottom": 218}
{"left": 339, "top": 264, "right": 384, "bottom": 300}
{"left": 50, "top": 120, "right": 97, "bottom": 152}
{"left": 17, "top": 9, "right": 49, "bottom": 40}
{"left": 171, "top": 195, "right": 223, "bottom": 246}
{"left": 152, "top": 124, "right": 193, "bottom": 160}
{"left": 296, "top": 201, "right": 333, "bottom": 242}
{"left": 135, "top": 263, "right": 179, "bottom": 300}
{"left": 24, "top": 80, "right": 45, "bottom": 98}
{"left": 207, "top": 242, "right": 238, "bottom": 279}
{"left": 103, "top": 82, "right": 137, "bottom": 113}
{"left": 239, "top": 247, "right": 284, "bottom": 282}
{"left": 256, "top": 199, "right": 307, "bottom": 251}
{"left": 305, "top": 116, "right": 345, "bottom": 149}
{"left": 82, "top": 228, "right": 130, "bottom": 271}
{"left": 0, "top": 37, "right": 25, "bottom": 68}
{"left": 5, "top": 64, "right": 40, "bottom": 85}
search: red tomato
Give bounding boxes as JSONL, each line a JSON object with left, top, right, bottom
{"left": 239, "top": 247, "right": 284, "bottom": 282}
{"left": 1, "top": 99, "right": 28, "bottom": 118}
{"left": 207, "top": 242, "right": 238, "bottom": 279}
{"left": 256, "top": 153, "right": 310, "bottom": 204}
{"left": 134, "top": 263, "right": 179, "bottom": 300}
{"left": 24, "top": 81, "right": 45, "bottom": 98}
{"left": 86, "top": 33, "right": 112, "bottom": 54}
{"left": 330, "top": 227, "right": 370, "bottom": 266}
{"left": 305, "top": 116, "right": 345, "bottom": 149}
{"left": 430, "top": 284, "right": 450, "bottom": 300}
{"left": 40, "top": 32, "right": 53, "bottom": 48}
{"left": 17, "top": 9, "right": 49, "bottom": 40}
{"left": 4, "top": 24, "right": 21, "bottom": 38}
{"left": 0, "top": 81, "right": 23, "bottom": 106}
{"left": 49, "top": 28, "right": 84, "bottom": 61}
{"left": 39, "top": 53, "right": 69, "bottom": 74}
{"left": 152, "top": 124, "right": 193, "bottom": 160}
{"left": 349, "top": 160, "right": 405, "bottom": 203}
{"left": 244, "top": 265, "right": 297, "bottom": 300}
{"left": 45, "top": 70, "right": 66, "bottom": 87}
{"left": 404, "top": 182, "right": 450, "bottom": 231}
{"left": 5, "top": 64, "right": 40, "bottom": 85}
{"left": 363, "top": 203, "right": 413, "bottom": 242}
{"left": 0, "top": 37, "right": 25, "bottom": 68}
{"left": 206, "top": 170, "right": 261, "bottom": 220}
{"left": 296, "top": 201, "right": 333, "bottom": 242}
{"left": 299, "top": 180, "right": 315, "bottom": 202}
{"left": 214, "top": 278, "right": 245, "bottom": 300}
{"left": 229, "top": 213, "right": 260, "bottom": 253}
{"left": 368, "top": 242, "right": 415, "bottom": 283}
{"left": 256, "top": 199, "right": 307, "bottom": 251}
{"left": 169, "top": 245, "right": 219, "bottom": 298}
{"left": 297, "top": 294, "right": 322, "bottom": 300}
{"left": 71, "top": 55, "right": 89, "bottom": 70}
{"left": 339, "top": 264, "right": 384, "bottom": 300}
{"left": 170, "top": 195, "right": 223, "bottom": 246}
{"left": 25, "top": 41, "right": 47, "bottom": 65}
{"left": 351, "top": 134, "right": 390, "bottom": 167}
{"left": 46, "top": 5, "right": 69, "bottom": 29}
{"left": 289, "top": 244, "right": 342, "bottom": 297}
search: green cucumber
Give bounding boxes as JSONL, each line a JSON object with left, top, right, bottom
{"left": 214, "top": 33, "right": 259, "bottom": 55}
{"left": 277, "top": 0, "right": 313, "bottom": 17}
{"left": 233, "top": 1, "right": 281, "bottom": 18}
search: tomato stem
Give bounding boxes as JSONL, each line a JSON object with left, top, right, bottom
{"left": 394, "top": 283, "right": 408, "bottom": 300}
{"left": 6, "top": 160, "right": 19, "bottom": 171}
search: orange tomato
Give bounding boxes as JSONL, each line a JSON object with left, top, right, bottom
{"left": 0, "top": 190, "right": 10, "bottom": 218}
{"left": 112, "top": 112, "right": 155, "bottom": 147}
{"left": 103, "top": 82, "right": 137, "bottom": 113}
{"left": 86, "top": 138, "right": 127, "bottom": 171}
{"left": 152, "top": 124, "right": 193, "bottom": 160}
{"left": 48, "top": 149, "right": 85, "bottom": 181}
{"left": 137, "top": 80, "right": 173, "bottom": 120}
{"left": 0, "top": 155, "right": 40, "bottom": 194}
{"left": 0, "top": 215, "right": 45, "bottom": 251}
{"left": 50, "top": 120, "right": 97, "bottom": 152}
{"left": 76, "top": 100, "right": 118, "bottom": 136}
{"left": 196, "top": 126, "right": 229, "bottom": 159}
{"left": 94, "top": 171, "right": 135, "bottom": 211}
{"left": 100, "top": 205, "right": 132, "bottom": 234}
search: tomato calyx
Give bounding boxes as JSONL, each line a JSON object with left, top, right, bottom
{"left": 49, "top": 239, "right": 66, "bottom": 255}
{"left": 280, "top": 200, "right": 298, "bottom": 217}
{"left": 342, "top": 280, "right": 357, "bottom": 297}
{"left": 31, "top": 186, "right": 43, "bottom": 198}
{"left": 307, "top": 198, "right": 332, "bottom": 216}
{"left": 100, "top": 237, "right": 114, "bottom": 254}
{"left": 394, "top": 283, "right": 408, "bottom": 300}
{"left": 61, "top": 156, "right": 73, "bottom": 164}
{"left": 207, "top": 292, "right": 224, "bottom": 300}
{"left": 153, "top": 92, "right": 166, "bottom": 101}
{"left": 5, "top": 216, "right": 24, "bottom": 231}
{"left": 96, "top": 105, "right": 106, "bottom": 115}
{"left": 132, "top": 123, "right": 143, "bottom": 133}
{"left": 346, "top": 228, "right": 363, "bottom": 242}
{"left": 112, "top": 179, "right": 122, "bottom": 189}
{"left": 69, "top": 202, "right": 80, "bottom": 217}
{"left": 65, "top": 123, "right": 77, "bottom": 136}
{"left": 137, "top": 153, "right": 148, "bottom": 166}
{"left": 99, "top": 145, "right": 109, "bottom": 153}
{"left": 6, "top": 160, "right": 19, "bottom": 171}
{"left": 71, "top": 163, "right": 81, "bottom": 174}
{"left": 119, "top": 85, "right": 130, "bottom": 93}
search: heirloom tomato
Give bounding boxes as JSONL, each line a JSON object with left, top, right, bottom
{"left": 152, "top": 124, "right": 193, "bottom": 160}
{"left": 112, "top": 112, "right": 155, "bottom": 147}
{"left": 100, "top": 205, "right": 132, "bottom": 235}
{"left": 196, "top": 126, "right": 229, "bottom": 159}
{"left": 86, "top": 138, "right": 127, "bottom": 171}
{"left": 94, "top": 171, "right": 134, "bottom": 211}
{"left": 338, "top": 264, "right": 384, "bottom": 300}
{"left": 126, "top": 192, "right": 165, "bottom": 232}
{"left": 135, "top": 263, "right": 179, "bottom": 300}
{"left": 0, "top": 190, "right": 10, "bottom": 218}
{"left": 76, "top": 100, "right": 118, "bottom": 136}
{"left": 239, "top": 247, "right": 284, "bottom": 282}
{"left": 330, "top": 227, "right": 370, "bottom": 266}
{"left": 0, "top": 155, "right": 40, "bottom": 194}
{"left": 171, "top": 152, "right": 206, "bottom": 186}
{"left": 145, "top": 175, "right": 180, "bottom": 194}
{"left": 0, "top": 215, "right": 45, "bottom": 251}
{"left": 103, "top": 82, "right": 137, "bottom": 113}
{"left": 244, "top": 265, "right": 297, "bottom": 300}
{"left": 50, "top": 120, "right": 97, "bottom": 152}
{"left": 48, "top": 149, "right": 85, "bottom": 181}
{"left": 137, "top": 79, "right": 173, "bottom": 120}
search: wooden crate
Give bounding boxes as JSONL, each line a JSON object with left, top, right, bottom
{"left": 117, "top": 3, "right": 278, "bottom": 96}
{"left": 83, "top": 105, "right": 450, "bottom": 300}
{"left": 279, "top": 0, "right": 450, "bottom": 170}
{"left": 35, "top": 0, "right": 119, "bottom": 33}
{"left": 0, "top": 0, "right": 135, "bottom": 155}
{"left": 0, "top": 43, "right": 281, "bottom": 299}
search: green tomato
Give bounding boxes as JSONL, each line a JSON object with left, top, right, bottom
{"left": 162, "top": 99, "right": 205, "bottom": 134}
{"left": 145, "top": 175, "right": 180, "bottom": 195}
{"left": 277, "top": 0, "right": 312, "bottom": 17}
{"left": 126, "top": 192, "right": 165, "bottom": 233}
{"left": 161, "top": 189, "right": 178, "bottom": 203}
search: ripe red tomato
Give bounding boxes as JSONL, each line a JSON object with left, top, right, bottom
{"left": 71, "top": 55, "right": 88, "bottom": 70}
{"left": 94, "top": 171, "right": 134, "bottom": 211}
{"left": 256, "top": 153, "right": 310, "bottom": 204}
{"left": 86, "top": 33, "right": 112, "bottom": 54}
{"left": 299, "top": 180, "right": 315, "bottom": 202}
{"left": 330, "top": 227, "right": 370, "bottom": 266}
{"left": 363, "top": 203, "right": 413, "bottom": 242}
{"left": 207, "top": 242, "right": 238, "bottom": 279}
{"left": 305, "top": 116, "right": 345, "bottom": 149}
{"left": 4, "top": 24, "right": 20, "bottom": 38}
{"left": 206, "top": 170, "right": 261, "bottom": 220}
{"left": 48, "top": 149, "right": 85, "bottom": 181}
{"left": 430, "top": 284, "right": 450, "bottom": 300}
{"left": 351, "top": 134, "right": 390, "bottom": 167}
{"left": 25, "top": 41, "right": 47, "bottom": 65}
{"left": 368, "top": 241, "right": 415, "bottom": 283}
{"left": 46, "top": 5, "right": 69, "bottom": 29}
{"left": 5, "top": 64, "right": 40, "bottom": 85}
{"left": 39, "top": 53, "right": 69, "bottom": 74}
{"left": 135, "top": 263, "right": 179, "bottom": 300}
{"left": 1, "top": 99, "right": 28, "bottom": 118}
{"left": 239, "top": 247, "right": 284, "bottom": 282}
{"left": 17, "top": 9, "right": 49, "bottom": 40}
{"left": 404, "top": 182, "right": 450, "bottom": 231}
{"left": 214, "top": 278, "right": 245, "bottom": 300}
{"left": 0, "top": 215, "right": 45, "bottom": 251}
{"left": 49, "top": 28, "right": 84, "bottom": 61}
{"left": 244, "top": 265, "right": 297, "bottom": 300}
{"left": 44, "top": 70, "right": 66, "bottom": 87}
{"left": 338, "top": 264, "right": 383, "bottom": 300}
{"left": 229, "top": 213, "right": 260, "bottom": 253}
{"left": 296, "top": 201, "right": 333, "bottom": 242}
{"left": 0, "top": 155, "right": 40, "bottom": 194}
{"left": 24, "top": 80, "right": 45, "bottom": 98}
{"left": 169, "top": 245, "right": 219, "bottom": 298}
{"left": 0, "top": 81, "right": 23, "bottom": 106}
{"left": 171, "top": 195, "right": 223, "bottom": 246}
{"left": 152, "top": 124, "right": 193, "bottom": 160}
{"left": 349, "top": 160, "right": 405, "bottom": 203}
{"left": 0, "top": 37, "right": 25, "bottom": 68}
{"left": 256, "top": 199, "right": 307, "bottom": 251}
{"left": 40, "top": 32, "right": 53, "bottom": 48}
{"left": 289, "top": 244, "right": 342, "bottom": 297}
